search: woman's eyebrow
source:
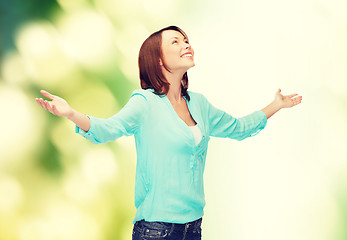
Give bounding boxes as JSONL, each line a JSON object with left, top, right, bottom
{"left": 170, "top": 36, "right": 188, "bottom": 41}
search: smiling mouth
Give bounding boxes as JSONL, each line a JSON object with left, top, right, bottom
{"left": 181, "top": 53, "right": 193, "bottom": 58}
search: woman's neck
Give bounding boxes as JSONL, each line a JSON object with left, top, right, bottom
{"left": 163, "top": 69, "right": 185, "bottom": 102}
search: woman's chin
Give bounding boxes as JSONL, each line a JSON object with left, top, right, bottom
{"left": 188, "top": 63, "right": 195, "bottom": 70}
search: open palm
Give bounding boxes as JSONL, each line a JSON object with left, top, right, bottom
{"left": 35, "top": 90, "right": 73, "bottom": 117}
{"left": 275, "top": 89, "right": 302, "bottom": 109}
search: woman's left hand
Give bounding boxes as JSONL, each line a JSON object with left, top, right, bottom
{"left": 274, "top": 88, "right": 302, "bottom": 109}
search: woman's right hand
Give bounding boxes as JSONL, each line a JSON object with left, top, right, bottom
{"left": 35, "top": 90, "right": 74, "bottom": 118}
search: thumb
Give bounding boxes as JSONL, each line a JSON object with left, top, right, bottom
{"left": 40, "top": 90, "right": 55, "bottom": 100}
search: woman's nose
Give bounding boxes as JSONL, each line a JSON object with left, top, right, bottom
{"left": 185, "top": 43, "right": 191, "bottom": 49}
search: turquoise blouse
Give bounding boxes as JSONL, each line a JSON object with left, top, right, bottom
{"left": 76, "top": 88, "right": 267, "bottom": 224}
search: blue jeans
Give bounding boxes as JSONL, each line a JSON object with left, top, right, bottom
{"left": 132, "top": 217, "right": 202, "bottom": 240}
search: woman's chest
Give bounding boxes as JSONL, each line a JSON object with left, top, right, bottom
{"left": 169, "top": 100, "right": 196, "bottom": 126}
{"left": 143, "top": 98, "right": 209, "bottom": 149}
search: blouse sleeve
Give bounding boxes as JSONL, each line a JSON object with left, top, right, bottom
{"left": 205, "top": 96, "right": 267, "bottom": 141}
{"left": 75, "top": 90, "right": 149, "bottom": 144}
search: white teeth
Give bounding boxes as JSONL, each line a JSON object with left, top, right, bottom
{"left": 182, "top": 54, "right": 192, "bottom": 57}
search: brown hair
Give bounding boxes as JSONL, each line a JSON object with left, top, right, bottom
{"left": 138, "top": 26, "right": 190, "bottom": 101}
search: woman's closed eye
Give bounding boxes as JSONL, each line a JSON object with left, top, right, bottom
{"left": 171, "top": 40, "right": 189, "bottom": 45}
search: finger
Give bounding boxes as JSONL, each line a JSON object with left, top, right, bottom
{"left": 52, "top": 105, "right": 57, "bottom": 115}
{"left": 291, "top": 98, "right": 302, "bottom": 105}
{"left": 42, "top": 100, "right": 50, "bottom": 111}
{"left": 288, "top": 93, "right": 298, "bottom": 98}
{"left": 45, "top": 101, "right": 55, "bottom": 113}
{"left": 40, "top": 90, "right": 55, "bottom": 100}
{"left": 49, "top": 102, "right": 59, "bottom": 116}
{"left": 37, "top": 98, "right": 47, "bottom": 110}
{"left": 35, "top": 98, "right": 44, "bottom": 109}
{"left": 292, "top": 96, "right": 302, "bottom": 101}
{"left": 46, "top": 101, "right": 55, "bottom": 114}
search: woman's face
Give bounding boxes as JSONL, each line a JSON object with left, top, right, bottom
{"left": 160, "top": 30, "right": 195, "bottom": 73}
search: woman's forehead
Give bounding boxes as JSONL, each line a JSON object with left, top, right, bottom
{"left": 162, "top": 30, "right": 187, "bottom": 41}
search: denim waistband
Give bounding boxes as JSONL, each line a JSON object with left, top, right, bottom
{"left": 134, "top": 217, "right": 202, "bottom": 232}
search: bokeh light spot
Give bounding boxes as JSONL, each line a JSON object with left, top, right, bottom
{"left": 58, "top": 10, "right": 117, "bottom": 71}
{"left": 0, "top": 176, "right": 23, "bottom": 214}
{"left": 0, "top": 85, "right": 42, "bottom": 166}
{"left": 81, "top": 147, "right": 118, "bottom": 186}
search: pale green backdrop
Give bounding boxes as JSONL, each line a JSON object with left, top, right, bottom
{"left": 1, "top": 0, "right": 347, "bottom": 239}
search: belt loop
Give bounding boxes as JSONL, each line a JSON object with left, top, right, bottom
{"left": 168, "top": 223, "right": 175, "bottom": 236}
{"left": 141, "top": 220, "right": 147, "bottom": 234}
{"left": 182, "top": 223, "right": 189, "bottom": 240}
{"left": 138, "top": 220, "right": 144, "bottom": 234}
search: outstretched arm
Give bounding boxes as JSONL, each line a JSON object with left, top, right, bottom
{"left": 261, "top": 89, "right": 302, "bottom": 119}
{"left": 35, "top": 90, "right": 91, "bottom": 132}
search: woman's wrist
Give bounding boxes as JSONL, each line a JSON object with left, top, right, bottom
{"left": 272, "top": 99, "right": 283, "bottom": 111}
{"left": 66, "top": 109, "right": 76, "bottom": 120}
{"left": 261, "top": 100, "right": 282, "bottom": 119}
{"left": 66, "top": 109, "right": 91, "bottom": 132}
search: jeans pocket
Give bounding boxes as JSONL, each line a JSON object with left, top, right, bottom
{"left": 140, "top": 226, "right": 168, "bottom": 239}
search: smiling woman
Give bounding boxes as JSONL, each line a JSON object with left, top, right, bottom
{"left": 160, "top": 29, "right": 195, "bottom": 73}
{"left": 138, "top": 26, "right": 194, "bottom": 101}
{"left": 35, "top": 25, "right": 302, "bottom": 240}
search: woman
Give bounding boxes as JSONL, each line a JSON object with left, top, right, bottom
{"left": 35, "top": 26, "right": 302, "bottom": 240}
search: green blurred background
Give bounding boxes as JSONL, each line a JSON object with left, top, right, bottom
{"left": 1, "top": 0, "right": 347, "bottom": 239}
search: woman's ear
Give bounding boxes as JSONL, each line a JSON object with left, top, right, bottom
{"left": 159, "top": 58, "right": 163, "bottom": 66}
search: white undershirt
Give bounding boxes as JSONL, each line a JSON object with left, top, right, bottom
{"left": 189, "top": 124, "right": 203, "bottom": 146}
